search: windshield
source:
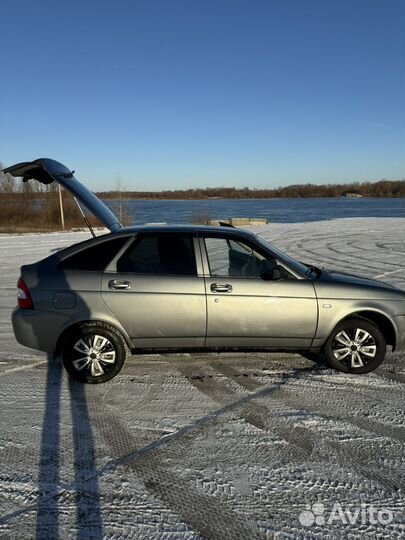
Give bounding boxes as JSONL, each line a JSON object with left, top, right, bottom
{"left": 254, "top": 234, "right": 311, "bottom": 276}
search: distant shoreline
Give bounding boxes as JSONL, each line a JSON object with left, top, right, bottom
{"left": 98, "top": 195, "right": 402, "bottom": 201}
{"left": 0, "top": 195, "right": 403, "bottom": 202}
{"left": 0, "top": 216, "right": 402, "bottom": 236}
{"left": 96, "top": 179, "right": 404, "bottom": 200}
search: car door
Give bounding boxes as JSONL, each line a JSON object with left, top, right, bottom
{"left": 101, "top": 232, "right": 206, "bottom": 348}
{"left": 201, "top": 234, "right": 318, "bottom": 348}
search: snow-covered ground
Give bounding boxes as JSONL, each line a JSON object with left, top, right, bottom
{"left": 0, "top": 217, "right": 404, "bottom": 539}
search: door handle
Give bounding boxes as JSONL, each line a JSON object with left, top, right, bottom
{"left": 211, "top": 283, "right": 233, "bottom": 293}
{"left": 108, "top": 279, "right": 131, "bottom": 290}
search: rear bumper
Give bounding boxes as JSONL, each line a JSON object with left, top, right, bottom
{"left": 12, "top": 307, "right": 74, "bottom": 353}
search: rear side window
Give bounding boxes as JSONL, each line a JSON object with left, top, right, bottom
{"left": 59, "top": 236, "right": 130, "bottom": 271}
{"left": 116, "top": 234, "right": 197, "bottom": 275}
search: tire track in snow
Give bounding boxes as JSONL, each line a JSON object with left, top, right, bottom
{"left": 7, "top": 362, "right": 328, "bottom": 538}
{"left": 92, "top": 402, "right": 262, "bottom": 540}
{"left": 209, "top": 361, "right": 405, "bottom": 493}
{"left": 178, "top": 361, "right": 319, "bottom": 459}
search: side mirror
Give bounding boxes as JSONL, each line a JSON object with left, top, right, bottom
{"left": 261, "top": 264, "right": 288, "bottom": 281}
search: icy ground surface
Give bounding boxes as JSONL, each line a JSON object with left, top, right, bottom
{"left": 0, "top": 217, "right": 404, "bottom": 540}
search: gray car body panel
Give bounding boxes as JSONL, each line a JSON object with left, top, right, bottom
{"left": 6, "top": 159, "right": 405, "bottom": 356}
{"left": 101, "top": 273, "right": 207, "bottom": 348}
{"left": 203, "top": 278, "right": 317, "bottom": 348}
{"left": 312, "top": 274, "right": 405, "bottom": 349}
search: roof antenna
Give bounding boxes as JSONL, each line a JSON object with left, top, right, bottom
{"left": 73, "top": 197, "right": 96, "bottom": 238}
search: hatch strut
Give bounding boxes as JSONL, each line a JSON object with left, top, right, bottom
{"left": 73, "top": 197, "right": 96, "bottom": 238}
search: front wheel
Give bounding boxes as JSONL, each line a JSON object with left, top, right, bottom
{"left": 324, "top": 318, "right": 386, "bottom": 374}
{"left": 61, "top": 323, "right": 127, "bottom": 383}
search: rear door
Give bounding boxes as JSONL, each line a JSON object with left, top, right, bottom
{"left": 201, "top": 234, "right": 318, "bottom": 348}
{"left": 101, "top": 232, "right": 207, "bottom": 348}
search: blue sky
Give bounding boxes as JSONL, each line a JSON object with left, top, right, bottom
{"left": 1, "top": 0, "right": 404, "bottom": 191}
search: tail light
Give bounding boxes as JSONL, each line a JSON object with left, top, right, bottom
{"left": 17, "top": 277, "right": 33, "bottom": 309}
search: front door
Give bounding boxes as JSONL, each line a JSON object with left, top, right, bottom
{"left": 201, "top": 235, "right": 318, "bottom": 348}
{"left": 101, "top": 232, "right": 206, "bottom": 348}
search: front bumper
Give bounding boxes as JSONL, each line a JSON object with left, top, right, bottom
{"left": 393, "top": 315, "right": 405, "bottom": 351}
{"left": 12, "top": 307, "right": 74, "bottom": 353}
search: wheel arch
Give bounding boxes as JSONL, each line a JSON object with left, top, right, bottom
{"left": 55, "top": 319, "right": 132, "bottom": 355}
{"left": 339, "top": 310, "right": 396, "bottom": 349}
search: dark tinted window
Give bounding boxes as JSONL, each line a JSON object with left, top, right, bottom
{"left": 59, "top": 236, "right": 130, "bottom": 271}
{"left": 116, "top": 234, "right": 196, "bottom": 275}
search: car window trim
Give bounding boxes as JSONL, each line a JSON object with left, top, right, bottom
{"left": 105, "top": 234, "right": 138, "bottom": 273}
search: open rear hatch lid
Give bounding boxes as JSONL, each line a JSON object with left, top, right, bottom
{"left": 2, "top": 158, "right": 122, "bottom": 232}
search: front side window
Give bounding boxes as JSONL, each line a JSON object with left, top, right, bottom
{"left": 116, "top": 234, "right": 197, "bottom": 275}
{"left": 204, "top": 237, "right": 277, "bottom": 278}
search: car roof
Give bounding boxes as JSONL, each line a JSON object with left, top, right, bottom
{"left": 118, "top": 224, "right": 258, "bottom": 238}
{"left": 53, "top": 225, "right": 260, "bottom": 261}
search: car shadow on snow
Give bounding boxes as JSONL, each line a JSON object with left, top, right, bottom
{"left": 35, "top": 354, "right": 103, "bottom": 540}
{"left": 298, "top": 350, "right": 329, "bottom": 367}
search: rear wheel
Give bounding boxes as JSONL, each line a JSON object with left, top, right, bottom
{"left": 324, "top": 318, "right": 386, "bottom": 374}
{"left": 61, "top": 323, "right": 127, "bottom": 383}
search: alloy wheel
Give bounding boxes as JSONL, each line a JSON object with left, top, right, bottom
{"left": 71, "top": 334, "right": 116, "bottom": 377}
{"left": 332, "top": 327, "right": 377, "bottom": 369}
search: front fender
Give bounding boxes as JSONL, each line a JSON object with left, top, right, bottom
{"left": 313, "top": 299, "right": 404, "bottom": 348}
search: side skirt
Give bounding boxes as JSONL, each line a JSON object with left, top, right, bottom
{"left": 131, "top": 346, "right": 323, "bottom": 355}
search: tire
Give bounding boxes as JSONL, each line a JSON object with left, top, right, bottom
{"left": 323, "top": 317, "right": 386, "bottom": 374}
{"left": 61, "top": 322, "right": 127, "bottom": 383}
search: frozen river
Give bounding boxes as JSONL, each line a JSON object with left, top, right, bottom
{"left": 0, "top": 217, "right": 404, "bottom": 539}
{"left": 105, "top": 196, "right": 404, "bottom": 225}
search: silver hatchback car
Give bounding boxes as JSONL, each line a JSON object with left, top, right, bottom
{"left": 5, "top": 159, "right": 405, "bottom": 383}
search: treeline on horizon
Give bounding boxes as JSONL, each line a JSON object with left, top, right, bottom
{"left": 0, "top": 165, "right": 404, "bottom": 201}
{"left": 97, "top": 179, "right": 405, "bottom": 200}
